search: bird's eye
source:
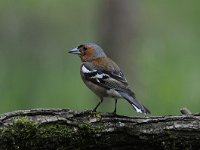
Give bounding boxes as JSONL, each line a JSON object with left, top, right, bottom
{"left": 83, "top": 47, "right": 87, "bottom": 51}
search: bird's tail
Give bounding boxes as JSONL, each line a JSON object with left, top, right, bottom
{"left": 118, "top": 90, "right": 150, "bottom": 114}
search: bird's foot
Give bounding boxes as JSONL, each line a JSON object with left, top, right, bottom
{"left": 110, "top": 110, "right": 118, "bottom": 116}
{"left": 92, "top": 108, "right": 97, "bottom": 112}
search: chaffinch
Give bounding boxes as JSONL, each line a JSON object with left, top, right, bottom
{"left": 69, "top": 43, "right": 150, "bottom": 114}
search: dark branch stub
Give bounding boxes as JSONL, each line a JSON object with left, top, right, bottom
{"left": 180, "top": 107, "right": 192, "bottom": 115}
{"left": 0, "top": 109, "right": 199, "bottom": 150}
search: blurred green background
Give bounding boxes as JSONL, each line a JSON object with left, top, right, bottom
{"left": 0, "top": 0, "right": 199, "bottom": 116}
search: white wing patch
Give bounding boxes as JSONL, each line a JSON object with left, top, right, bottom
{"left": 82, "top": 65, "right": 110, "bottom": 79}
{"left": 91, "top": 73, "right": 109, "bottom": 79}
{"left": 81, "top": 65, "right": 96, "bottom": 73}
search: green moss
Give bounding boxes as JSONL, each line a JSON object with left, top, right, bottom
{"left": 0, "top": 117, "right": 103, "bottom": 150}
{"left": 94, "top": 113, "right": 102, "bottom": 119}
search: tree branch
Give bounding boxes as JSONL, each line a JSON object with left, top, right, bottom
{"left": 0, "top": 109, "right": 199, "bottom": 150}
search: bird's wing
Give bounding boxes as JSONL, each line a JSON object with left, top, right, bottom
{"left": 81, "top": 63, "right": 129, "bottom": 92}
{"left": 109, "top": 70, "right": 128, "bottom": 85}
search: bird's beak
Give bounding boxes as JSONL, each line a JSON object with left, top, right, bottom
{"left": 69, "top": 47, "right": 81, "bottom": 55}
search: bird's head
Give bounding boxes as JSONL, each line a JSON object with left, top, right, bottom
{"left": 69, "top": 43, "right": 106, "bottom": 62}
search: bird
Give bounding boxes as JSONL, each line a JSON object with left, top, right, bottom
{"left": 69, "top": 43, "right": 150, "bottom": 114}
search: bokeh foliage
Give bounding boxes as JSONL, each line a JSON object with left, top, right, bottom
{"left": 0, "top": 0, "right": 199, "bottom": 116}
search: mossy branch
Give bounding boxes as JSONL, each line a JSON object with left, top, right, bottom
{"left": 0, "top": 109, "right": 199, "bottom": 150}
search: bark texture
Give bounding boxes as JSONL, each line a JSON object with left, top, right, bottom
{"left": 0, "top": 109, "right": 199, "bottom": 150}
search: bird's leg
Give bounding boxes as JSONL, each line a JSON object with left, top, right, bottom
{"left": 93, "top": 97, "right": 103, "bottom": 112}
{"left": 112, "top": 99, "right": 118, "bottom": 114}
